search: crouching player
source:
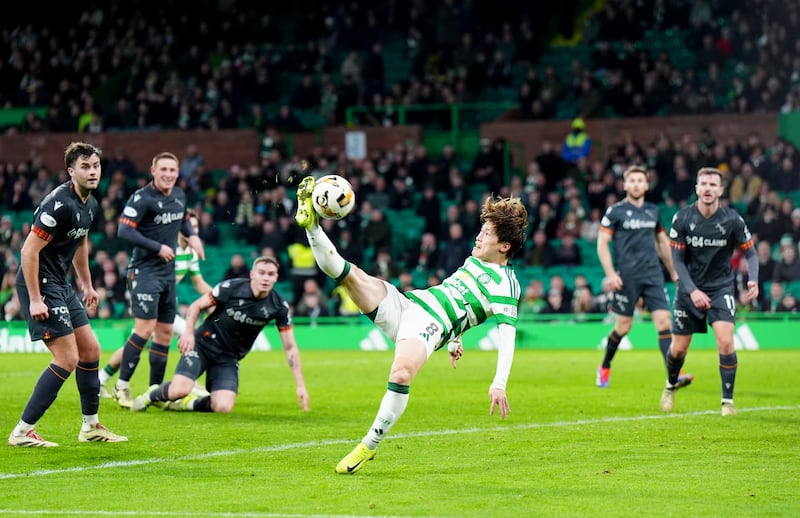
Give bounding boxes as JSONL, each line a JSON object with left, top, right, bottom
{"left": 131, "top": 256, "right": 309, "bottom": 413}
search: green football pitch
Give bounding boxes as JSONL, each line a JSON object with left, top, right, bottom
{"left": 1, "top": 348, "right": 798, "bottom": 517}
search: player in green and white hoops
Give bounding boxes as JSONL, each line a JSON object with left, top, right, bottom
{"left": 295, "top": 176, "right": 528, "bottom": 474}
{"left": 99, "top": 212, "right": 272, "bottom": 401}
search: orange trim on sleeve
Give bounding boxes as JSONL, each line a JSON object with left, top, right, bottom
{"left": 32, "top": 225, "right": 53, "bottom": 241}
{"left": 278, "top": 325, "right": 293, "bottom": 332}
{"left": 119, "top": 217, "right": 137, "bottom": 228}
{"left": 739, "top": 239, "right": 754, "bottom": 251}
{"left": 669, "top": 240, "right": 685, "bottom": 250}
{"left": 599, "top": 227, "right": 614, "bottom": 235}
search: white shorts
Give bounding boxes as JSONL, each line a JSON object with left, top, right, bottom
{"left": 373, "top": 281, "right": 446, "bottom": 358}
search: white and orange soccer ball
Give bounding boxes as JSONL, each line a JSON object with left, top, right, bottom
{"left": 311, "top": 174, "right": 356, "bottom": 220}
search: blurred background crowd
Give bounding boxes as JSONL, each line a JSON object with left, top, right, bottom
{"left": 0, "top": 0, "right": 798, "bottom": 323}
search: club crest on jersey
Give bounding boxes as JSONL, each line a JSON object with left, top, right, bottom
{"left": 714, "top": 223, "right": 726, "bottom": 235}
{"left": 477, "top": 273, "right": 491, "bottom": 284}
{"left": 40, "top": 212, "right": 57, "bottom": 227}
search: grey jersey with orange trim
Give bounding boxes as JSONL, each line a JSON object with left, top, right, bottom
{"left": 668, "top": 204, "right": 754, "bottom": 293}
{"left": 196, "top": 278, "right": 291, "bottom": 360}
{"left": 599, "top": 200, "right": 664, "bottom": 279}
{"left": 18, "top": 181, "right": 98, "bottom": 286}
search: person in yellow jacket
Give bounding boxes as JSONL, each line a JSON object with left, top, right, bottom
{"left": 562, "top": 117, "right": 592, "bottom": 163}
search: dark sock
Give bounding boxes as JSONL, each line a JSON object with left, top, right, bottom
{"left": 118, "top": 333, "right": 148, "bottom": 382}
{"left": 666, "top": 348, "right": 685, "bottom": 386}
{"left": 193, "top": 395, "right": 213, "bottom": 412}
{"left": 657, "top": 329, "right": 672, "bottom": 364}
{"left": 21, "top": 363, "right": 71, "bottom": 424}
{"left": 719, "top": 352, "right": 737, "bottom": 400}
{"left": 149, "top": 382, "right": 170, "bottom": 403}
{"left": 601, "top": 330, "right": 623, "bottom": 368}
{"left": 148, "top": 342, "right": 170, "bottom": 386}
{"left": 76, "top": 360, "right": 100, "bottom": 415}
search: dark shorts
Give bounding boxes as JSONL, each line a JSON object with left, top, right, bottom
{"left": 672, "top": 287, "right": 736, "bottom": 335}
{"left": 610, "top": 276, "right": 670, "bottom": 317}
{"left": 174, "top": 338, "right": 240, "bottom": 393}
{"left": 127, "top": 268, "right": 176, "bottom": 322}
{"left": 16, "top": 281, "right": 89, "bottom": 341}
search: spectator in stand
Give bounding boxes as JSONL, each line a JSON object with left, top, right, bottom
{"left": 541, "top": 289, "right": 570, "bottom": 316}
{"left": 752, "top": 205, "right": 785, "bottom": 246}
{"left": 438, "top": 222, "right": 472, "bottom": 277}
{"left": 773, "top": 238, "right": 800, "bottom": 283}
{"left": 520, "top": 279, "right": 547, "bottom": 314}
{"left": 389, "top": 177, "right": 414, "bottom": 211}
{"left": 525, "top": 229, "right": 556, "bottom": 267}
{"left": 562, "top": 118, "right": 592, "bottom": 164}
{"left": 789, "top": 208, "right": 800, "bottom": 243}
{"left": 761, "top": 282, "right": 788, "bottom": 313}
{"left": 666, "top": 165, "right": 694, "bottom": 207}
{"left": 728, "top": 162, "right": 762, "bottom": 207}
{"left": 408, "top": 232, "right": 441, "bottom": 273}
{"left": 222, "top": 253, "right": 250, "bottom": 281}
{"left": 96, "top": 221, "right": 127, "bottom": 257}
{"left": 361, "top": 207, "right": 392, "bottom": 252}
{"left": 197, "top": 211, "right": 220, "bottom": 246}
{"left": 555, "top": 210, "right": 583, "bottom": 240}
{"left": 530, "top": 202, "right": 559, "bottom": 241}
{"left": 416, "top": 185, "right": 442, "bottom": 236}
{"left": 471, "top": 138, "right": 503, "bottom": 194}
{"left": 550, "top": 234, "right": 582, "bottom": 267}
{"left": 370, "top": 248, "right": 402, "bottom": 281}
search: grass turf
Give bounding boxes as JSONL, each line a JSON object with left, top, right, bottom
{"left": 1, "top": 348, "right": 798, "bottom": 517}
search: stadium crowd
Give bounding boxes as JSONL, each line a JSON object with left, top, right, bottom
{"left": 1, "top": 0, "right": 799, "bottom": 322}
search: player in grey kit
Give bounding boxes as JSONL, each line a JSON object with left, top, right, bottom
{"left": 661, "top": 168, "right": 759, "bottom": 416}
{"left": 8, "top": 142, "right": 127, "bottom": 446}
{"left": 596, "top": 166, "right": 693, "bottom": 388}
{"left": 131, "top": 256, "right": 309, "bottom": 413}
{"left": 112, "top": 152, "right": 205, "bottom": 408}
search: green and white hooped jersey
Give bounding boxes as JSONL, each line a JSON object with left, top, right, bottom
{"left": 405, "top": 256, "right": 520, "bottom": 342}
{"left": 175, "top": 244, "right": 200, "bottom": 283}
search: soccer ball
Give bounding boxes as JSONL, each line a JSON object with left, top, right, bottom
{"left": 312, "top": 174, "right": 356, "bottom": 220}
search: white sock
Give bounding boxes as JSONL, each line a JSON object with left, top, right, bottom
{"left": 98, "top": 369, "right": 111, "bottom": 385}
{"left": 115, "top": 380, "right": 130, "bottom": 390}
{"left": 81, "top": 414, "right": 99, "bottom": 431}
{"left": 306, "top": 226, "right": 347, "bottom": 279}
{"left": 13, "top": 420, "right": 33, "bottom": 435}
{"left": 362, "top": 390, "right": 409, "bottom": 450}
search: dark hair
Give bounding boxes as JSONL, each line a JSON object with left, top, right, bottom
{"left": 64, "top": 142, "right": 101, "bottom": 170}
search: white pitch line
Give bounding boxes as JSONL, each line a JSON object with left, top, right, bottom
{"left": 0, "top": 512, "right": 421, "bottom": 518}
{"left": 0, "top": 404, "right": 797, "bottom": 482}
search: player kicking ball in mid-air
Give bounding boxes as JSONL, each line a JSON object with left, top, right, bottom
{"left": 8, "top": 142, "right": 126, "bottom": 446}
{"left": 661, "top": 167, "right": 758, "bottom": 416}
{"left": 130, "top": 256, "right": 309, "bottom": 414}
{"left": 294, "top": 175, "right": 528, "bottom": 474}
